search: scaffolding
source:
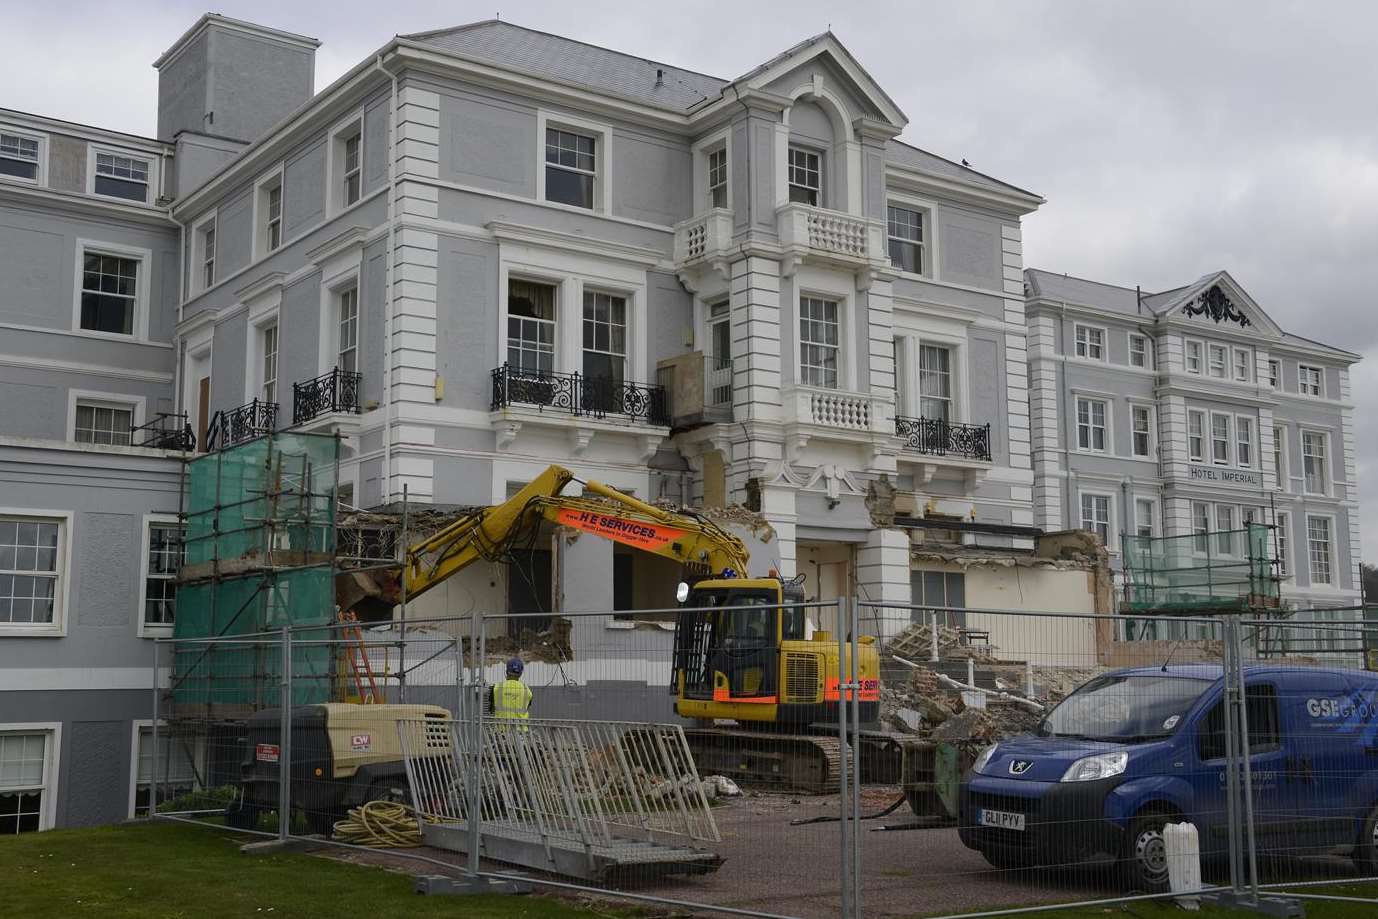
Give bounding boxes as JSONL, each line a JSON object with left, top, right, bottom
{"left": 171, "top": 432, "right": 342, "bottom": 716}
{"left": 1121, "top": 523, "right": 1279, "bottom": 614}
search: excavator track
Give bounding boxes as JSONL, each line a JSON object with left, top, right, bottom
{"left": 682, "top": 728, "right": 905, "bottom": 794}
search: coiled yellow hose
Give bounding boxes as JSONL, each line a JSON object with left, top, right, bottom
{"left": 330, "top": 800, "right": 425, "bottom": 848}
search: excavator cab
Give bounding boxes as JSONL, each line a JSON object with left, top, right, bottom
{"left": 672, "top": 575, "right": 827, "bottom": 726}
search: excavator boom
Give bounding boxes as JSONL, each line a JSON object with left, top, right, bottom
{"left": 338, "top": 465, "right": 749, "bottom": 617}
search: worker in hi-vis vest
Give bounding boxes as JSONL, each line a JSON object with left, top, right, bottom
{"left": 488, "top": 658, "right": 533, "bottom": 730}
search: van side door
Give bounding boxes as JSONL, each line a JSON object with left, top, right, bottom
{"left": 1280, "top": 671, "right": 1378, "bottom": 852}
{"left": 1193, "top": 682, "right": 1290, "bottom": 854}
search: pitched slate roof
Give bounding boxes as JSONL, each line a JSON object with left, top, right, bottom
{"left": 403, "top": 20, "right": 1037, "bottom": 201}
{"left": 404, "top": 20, "right": 727, "bottom": 111}
{"left": 1025, "top": 268, "right": 1360, "bottom": 360}
{"left": 886, "top": 139, "right": 1039, "bottom": 198}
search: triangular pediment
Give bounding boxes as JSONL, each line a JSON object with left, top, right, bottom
{"left": 734, "top": 33, "right": 908, "bottom": 130}
{"left": 1151, "top": 271, "right": 1284, "bottom": 340}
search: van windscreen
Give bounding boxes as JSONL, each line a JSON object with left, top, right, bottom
{"left": 1040, "top": 675, "right": 1212, "bottom": 742}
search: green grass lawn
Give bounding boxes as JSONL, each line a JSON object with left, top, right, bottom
{"left": 974, "top": 884, "right": 1378, "bottom": 919}
{"left": 4, "top": 820, "right": 641, "bottom": 919}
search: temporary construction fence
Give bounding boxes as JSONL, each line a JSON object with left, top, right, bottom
{"left": 148, "top": 600, "right": 1378, "bottom": 919}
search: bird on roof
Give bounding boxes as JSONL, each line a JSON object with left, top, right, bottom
{"left": 961, "top": 158, "right": 971, "bottom": 167}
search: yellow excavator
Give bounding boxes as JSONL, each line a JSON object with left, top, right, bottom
{"left": 340, "top": 464, "right": 883, "bottom": 792}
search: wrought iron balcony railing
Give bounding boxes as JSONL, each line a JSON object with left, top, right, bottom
{"left": 491, "top": 363, "right": 669, "bottom": 426}
{"left": 894, "top": 415, "right": 992, "bottom": 461}
{"left": 293, "top": 368, "right": 363, "bottom": 425}
{"left": 205, "top": 399, "right": 278, "bottom": 452}
{"left": 130, "top": 412, "right": 195, "bottom": 451}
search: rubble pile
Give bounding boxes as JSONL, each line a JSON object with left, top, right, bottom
{"left": 877, "top": 660, "right": 1102, "bottom": 746}
{"left": 886, "top": 622, "right": 998, "bottom": 662}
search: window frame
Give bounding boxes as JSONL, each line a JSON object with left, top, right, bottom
{"left": 244, "top": 296, "right": 283, "bottom": 405}
{"left": 0, "top": 723, "right": 62, "bottom": 832}
{"left": 137, "top": 513, "right": 183, "bottom": 638}
{"left": 0, "top": 510, "right": 73, "bottom": 637}
{"left": 1078, "top": 490, "right": 1114, "bottom": 548}
{"left": 1305, "top": 513, "right": 1335, "bottom": 586}
{"left": 1235, "top": 414, "right": 1254, "bottom": 469}
{"left": 1128, "top": 333, "right": 1151, "bottom": 369}
{"left": 127, "top": 720, "right": 207, "bottom": 819}
{"left": 1275, "top": 511, "right": 1291, "bottom": 579}
{"left": 335, "top": 282, "right": 360, "bottom": 376}
{"left": 1134, "top": 496, "right": 1158, "bottom": 539}
{"left": 1130, "top": 403, "right": 1154, "bottom": 458}
{"left": 1232, "top": 347, "right": 1252, "bottom": 382}
{"left": 536, "top": 110, "right": 612, "bottom": 213}
{"left": 886, "top": 202, "right": 928, "bottom": 276}
{"left": 1074, "top": 395, "right": 1109, "bottom": 453}
{"left": 326, "top": 112, "right": 365, "bottom": 215}
{"left": 506, "top": 276, "right": 559, "bottom": 377}
{"left": 1272, "top": 424, "right": 1288, "bottom": 490}
{"left": 1298, "top": 364, "right": 1324, "bottom": 398}
{"left": 0, "top": 124, "right": 46, "bottom": 186}
{"left": 66, "top": 389, "right": 145, "bottom": 447}
{"left": 1300, "top": 429, "right": 1330, "bottom": 496}
{"left": 692, "top": 128, "right": 732, "bottom": 214}
{"left": 1267, "top": 358, "right": 1281, "bottom": 389}
{"left": 1188, "top": 409, "right": 1206, "bottom": 462}
{"left": 1184, "top": 338, "right": 1204, "bottom": 374}
{"left": 798, "top": 293, "right": 842, "bottom": 389}
{"left": 581, "top": 287, "right": 630, "bottom": 383}
{"left": 252, "top": 167, "right": 286, "bottom": 259}
{"left": 86, "top": 143, "right": 156, "bottom": 205}
{"left": 787, "top": 144, "right": 824, "bottom": 207}
{"left": 1073, "top": 323, "right": 1107, "bottom": 361}
{"left": 190, "top": 210, "right": 217, "bottom": 295}
{"left": 71, "top": 239, "right": 152, "bottom": 340}
{"left": 1192, "top": 501, "right": 1211, "bottom": 553}
{"left": 1210, "top": 411, "right": 1233, "bottom": 466}
{"left": 1207, "top": 343, "right": 1228, "bottom": 379}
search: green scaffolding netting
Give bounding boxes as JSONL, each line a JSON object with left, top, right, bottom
{"left": 1121, "top": 523, "right": 1278, "bottom": 613}
{"left": 172, "top": 432, "right": 339, "bottom": 712}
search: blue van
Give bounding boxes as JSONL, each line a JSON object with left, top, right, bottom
{"left": 958, "top": 664, "right": 1378, "bottom": 890}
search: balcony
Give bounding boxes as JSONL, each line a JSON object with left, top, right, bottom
{"left": 783, "top": 385, "right": 893, "bottom": 443}
{"left": 205, "top": 399, "right": 277, "bottom": 451}
{"left": 491, "top": 364, "right": 669, "bottom": 427}
{"left": 894, "top": 416, "right": 992, "bottom": 462}
{"left": 131, "top": 412, "right": 195, "bottom": 451}
{"left": 776, "top": 203, "right": 885, "bottom": 269}
{"left": 656, "top": 352, "right": 732, "bottom": 428}
{"left": 672, "top": 208, "right": 733, "bottom": 270}
{"left": 292, "top": 368, "right": 363, "bottom": 428}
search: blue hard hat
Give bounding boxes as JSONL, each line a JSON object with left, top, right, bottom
{"left": 506, "top": 658, "right": 524, "bottom": 676}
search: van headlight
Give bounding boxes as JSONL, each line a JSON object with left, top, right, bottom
{"left": 1060, "top": 751, "right": 1128, "bottom": 782}
{"left": 972, "top": 743, "right": 999, "bottom": 775}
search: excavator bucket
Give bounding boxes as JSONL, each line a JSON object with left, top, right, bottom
{"left": 335, "top": 568, "right": 399, "bottom": 623}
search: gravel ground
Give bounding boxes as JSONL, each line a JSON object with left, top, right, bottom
{"left": 323, "top": 789, "right": 1362, "bottom": 919}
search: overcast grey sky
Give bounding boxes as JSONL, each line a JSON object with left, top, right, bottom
{"left": 6, "top": 0, "right": 1377, "bottom": 554}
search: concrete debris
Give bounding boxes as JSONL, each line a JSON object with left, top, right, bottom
{"left": 703, "top": 775, "right": 742, "bottom": 797}
{"left": 886, "top": 622, "right": 998, "bottom": 662}
{"left": 890, "top": 708, "right": 924, "bottom": 733}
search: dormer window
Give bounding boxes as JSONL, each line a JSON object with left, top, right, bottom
{"left": 93, "top": 151, "right": 151, "bottom": 203}
{"left": 788, "top": 146, "right": 821, "bottom": 206}
{"left": 0, "top": 130, "right": 40, "bottom": 182}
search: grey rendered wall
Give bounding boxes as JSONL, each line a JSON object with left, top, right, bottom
{"left": 279, "top": 272, "right": 322, "bottom": 385}
{"left": 172, "top": 133, "right": 246, "bottom": 200}
{"left": 214, "top": 186, "right": 254, "bottom": 279}
{"left": 210, "top": 313, "right": 247, "bottom": 412}
{"left": 362, "top": 93, "right": 390, "bottom": 197}
{"left": 938, "top": 206, "right": 1003, "bottom": 292}
{"left": 158, "top": 31, "right": 209, "bottom": 141}
{"left": 0, "top": 366, "right": 174, "bottom": 439}
{"left": 361, "top": 237, "right": 387, "bottom": 409}
{"left": 435, "top": 233, "right": 499, "bottom": 418}
{"left": 648, "top": 270, "right": 692, "bottom": 366}
{"left": 47, "top": 135, "right": 87, "bottom": 193}
{"left": 205, "top": 29, "right": 314, "bottom": 145}
{"left": 283, "top": 139, "right": 326, "bottom": 239}
{"left": 429, "top": 79, "right": 691, "bottom": 226}
{"left": 0, "top": 688, "right": 152, "bottom": 828}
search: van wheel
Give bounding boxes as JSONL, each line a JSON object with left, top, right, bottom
{"left": 1356, "top": 802, "right": 1378, "bottom": 875}
{"left": 1123, "top": 815, "right": 1171, "bottom": 893}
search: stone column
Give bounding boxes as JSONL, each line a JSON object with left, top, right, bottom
{"left": 856, "top": 528, "right": 911, "bottom": 640}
